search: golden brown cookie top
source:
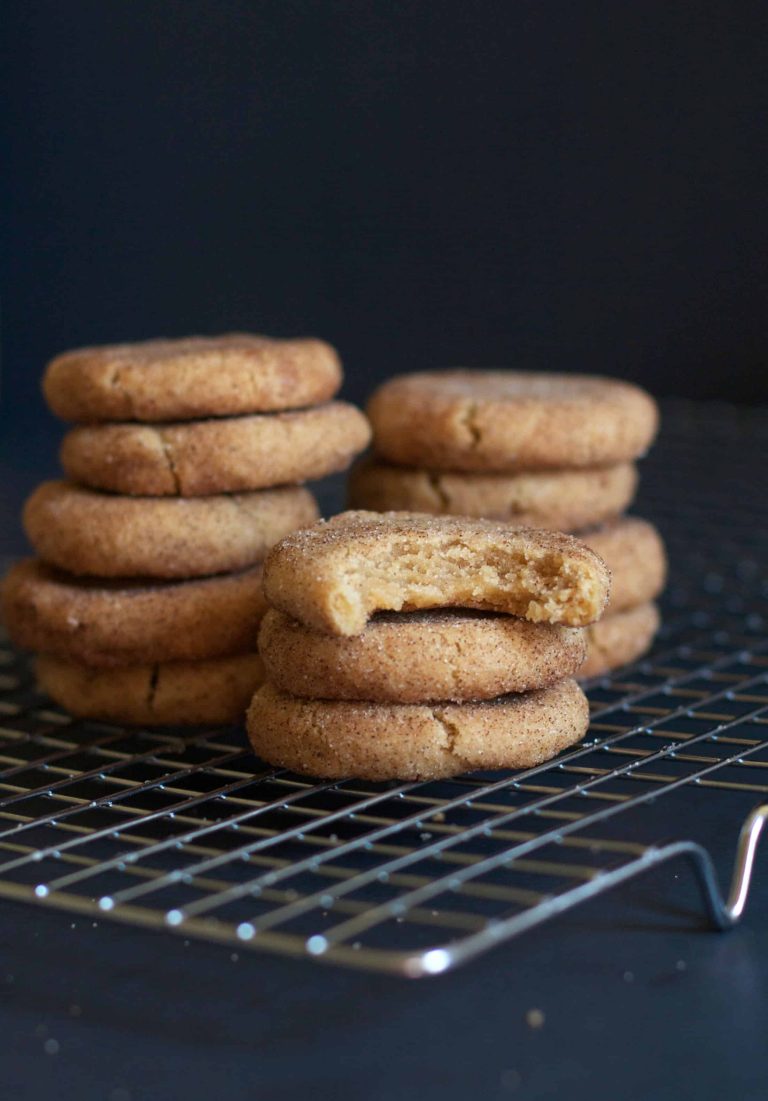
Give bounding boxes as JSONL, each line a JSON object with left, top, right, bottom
{"left": 43, "top": 333, "right": 342, "bottom": 422}
{"left": 263, "top": 509, "right": 611, "bottom": 635}
{"left": 267, "top": 508, "right": 599, "bottom": 556}
{"left": 378, "top": 370, "right": 640, "bottom": 400}
{"left": 366, "top": 369, "right": 659, "bottom": 471}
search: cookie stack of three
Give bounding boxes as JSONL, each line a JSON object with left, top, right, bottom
{"left": 350, "top": 371, "right": 666, "bottom": 677}
{"left": 2, "top": 335, "right": 371, "bottom": 724}
{"left": 247, "top": 512, "right": 611, "bottom": 781}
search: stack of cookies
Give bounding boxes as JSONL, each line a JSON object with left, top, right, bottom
{"left": 350, "top": 371, "right": 665, "bottom": 678}
{"left": 247, "top": 511, "right": 611, "bottom": 780}
{"left": 2, "top": 334, "right": 371, "bottom": 725}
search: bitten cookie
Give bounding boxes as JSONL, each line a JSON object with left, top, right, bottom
{"left": 263, "top": 511, "right": 611, "bottom": 635}
{"left": 2, "top": 559, "right": 268, "bottom": 666}
{"left": 580, "top": 602, "right": 661, "bottom": 679}
{"left": 366, "top": 371, "right": 659, "bottom": 472}
{"left": 37, "top": 653, "right": 264, "bottom": 726}
{"left": 60, "top": 403, "right": 372, "bottom": 496}
{"left": 259, "top": 608, "right": 586, "bottom": 703}
{"left": 247, "top": 679, "right": 589, "bottom": 780}
{"left": 43, "top": 333, "right": 341, "bottom": 422}
{"left": 348, "top": 457, "right": 637, "bottom": 530}
{"left": 24, "top": 481, "right": 319, "bottom": 579}
{"left": 581, "top": 518, "right": 666, "bottom": 613}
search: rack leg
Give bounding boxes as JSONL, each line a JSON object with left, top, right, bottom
{"left": 666, "top": 803, "right": 768, "bottom": 931}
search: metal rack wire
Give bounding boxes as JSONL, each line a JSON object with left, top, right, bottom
{"left": 0, "top": 401, "right": 765, "bottom": 976}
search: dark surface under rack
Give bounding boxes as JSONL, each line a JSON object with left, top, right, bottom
{"left": 0, "top": 402, "right": 766, "bottom": 978}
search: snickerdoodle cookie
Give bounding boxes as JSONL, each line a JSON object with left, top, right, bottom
{"left": 43, "top": 333, "right": 341, "bottom": 422}
{"left": 366, "top": 371, "right": 658, "bottom": 472}
{"left": 2, "top": 559, "right": 268, "bottom": 666}
{"left": 24, "top": 481, "right": 318, "bottom": 579}
{"left": 259, "top": 608, "right": 586, "bottom": 703}
{"left": 60, "top": 403, "right": 372, "bottom": 496}
{"left": 262, "top": 511, "right": 611, "bottom": 636}
{"left": 37, "top": 652, "right": 264, "bottom": 726}
{"left": 348, "top": 457, "right": 637, "bottom": 530}
{"left": 580, "top": 518, "right": 666, "bottom": 613}
{"left": 246, "top": 678, "right": 589, "bottom": 780}
{"left": 580, "top": 602, "right": 661, "bottom": 679}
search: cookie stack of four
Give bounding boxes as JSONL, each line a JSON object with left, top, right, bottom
{"left": 3, "top": 335, "right": 370, "bottom": 724}
{"left": 350, "top": 371, "right": 665, "bottom": 677}
{"left": 248, "top": 512, "right": 611, "bottom": 780}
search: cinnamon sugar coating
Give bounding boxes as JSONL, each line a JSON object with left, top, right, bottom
{"left": 247, "top": 678, "right": 589, "bottom": 780}
{"left": 259, "top": 608, "right": 586, "bottom": 703}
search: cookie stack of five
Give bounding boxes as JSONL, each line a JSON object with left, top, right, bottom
{"left": 248, "top": 511, "right": 611, "bottom": 780}
{"left": 350, "top": 371, "right": 665, "bottom": 677}
{"left": 3, "top": 334, "right": 370, "bottom": 724}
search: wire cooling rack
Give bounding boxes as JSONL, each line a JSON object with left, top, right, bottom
{"left": 0, "top": 401, "right": 765, "bottom": 977}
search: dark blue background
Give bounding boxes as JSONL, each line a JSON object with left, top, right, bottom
{"left": 2, "top": 0, "right": 766, "bottom": 425}
{"left": 2, "top": 6, "right": 768, "bottom": 1098}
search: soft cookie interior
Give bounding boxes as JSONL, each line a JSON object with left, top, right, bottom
{"left": 328, "top": 540, "right": 606, "bottom": 632}
{"left": 264, "top": 512, "right": 611, "bottom": 635}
